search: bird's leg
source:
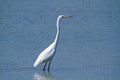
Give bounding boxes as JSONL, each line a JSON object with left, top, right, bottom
{"left": 43, "top": 62, "right": 47, "bottom": 71}
{"left": 48, "top": 61, "right": 51, "bottom": 72}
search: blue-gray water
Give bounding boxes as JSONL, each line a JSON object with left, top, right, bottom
{"left": 0, "top": 0, "right": 120, "bottom": 80}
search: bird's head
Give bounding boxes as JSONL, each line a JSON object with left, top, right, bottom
{"left": 58, "top": 15, "right": 72, "bottom": 19}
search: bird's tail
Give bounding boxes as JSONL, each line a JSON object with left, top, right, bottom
{"left": 33, "top": 62, "right": 38, "bottom": 67}
{"left": 33, "top": 58, "right": 42, "bottom": 67}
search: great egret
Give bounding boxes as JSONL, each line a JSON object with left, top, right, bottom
{"left": 33, "top": 15, "right": 71, "bottom": 71}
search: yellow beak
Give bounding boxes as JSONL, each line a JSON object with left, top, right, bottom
{"left": 62, "top": 16, "right": 72, "bottom": 18}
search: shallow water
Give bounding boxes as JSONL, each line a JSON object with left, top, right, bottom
{"left": 0, "top": 0, "right": 120, "bottom": 80}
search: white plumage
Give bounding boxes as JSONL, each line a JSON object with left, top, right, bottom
{"left": 33, "top": 15, "right": 71, "bottom": 71}
{"left": 34, "top": 43, "right": 55, "bottom": 67}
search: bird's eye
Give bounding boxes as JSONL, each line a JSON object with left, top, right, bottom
{"left": 61, "top": 16, "right": 64, "bottom": 18}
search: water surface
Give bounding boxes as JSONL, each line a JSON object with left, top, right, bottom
{"left": 0, "top": 0, "right": 120, "bottom": 80}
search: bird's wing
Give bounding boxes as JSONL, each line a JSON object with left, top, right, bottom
{"left": 42, "top": 48, "right": 55, "bottom": 62}
{"left": 33, "top": 43, "right": 55, "bottom": 67}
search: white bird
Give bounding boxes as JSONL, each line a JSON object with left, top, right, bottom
{"left": 33, "top": 15, "right": 71, "bottom": 71}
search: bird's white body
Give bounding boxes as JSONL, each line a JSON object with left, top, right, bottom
{"left": 34, "top": 43, "right": 55, "bottom": 67}
{"left": 33, "top": 15, "right": 71, "bottom": 71}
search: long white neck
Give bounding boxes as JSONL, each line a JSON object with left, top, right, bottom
{"left": 53, "top": 17, "right": 61, "bottom": 46}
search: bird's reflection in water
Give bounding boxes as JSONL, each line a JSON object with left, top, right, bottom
{"left": 34, "top": 72, "right": 55, "bottom": 80}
